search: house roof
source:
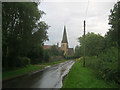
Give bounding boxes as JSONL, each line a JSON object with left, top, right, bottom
{"left": 43, "top": 45, "right": 52, "bottom": 49}
{"left": 43, "top": 45, "right": 59, "bottom": 50}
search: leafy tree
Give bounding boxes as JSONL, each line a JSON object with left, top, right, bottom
{"left": 74, "top": 45, "right": 81, "bottom": 58}
{"left": 78, "top": 32, "right": 105, "bottom": 56}
{"left": 104, "top": 1, "right": 120, "bottom": 84}
{"left": 47, "top": 45, "right": 64, "bottom": 56}
{"left": 105, "top": 1, "right": 120, "bottom": 47}
{"left": 2, "top": 2, "right": 49, "bottom": 68}
{"left": 32, "top": 21, "right": 49, "bottom": 47}
{"left": 49, "top": 45, "right": 59, "bottom": 56}
{"left": 28, "top": 46, "right": 44, "bottom": 64}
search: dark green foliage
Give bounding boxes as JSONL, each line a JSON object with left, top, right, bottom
{"left": 105, "top": 1, "right": 120, "bottom": 47}
{"left": 49, "top": 45, "right": 59, "bottom": 56}
{"left": 2, "top": 2, "right": 49, "bottom": 69}
{"left": 16, "top": 57, "right": 30, "bottom": 67}
{"left": 48, "top": 45, "right": 64, "bottom": 56}
{"left": 32, "top": 21, "right": 49, "bottom": 47}
{"left": 85, "top": 47, "right": 119, "bottom": 84}
{"left": 98, "top": 47, "right": 119, "bottom": 83}
{"left": 78, "top": 32, "right": 105, "bottom": 56}
{"left": 3, "top": 56, "right": 31, "bottom": 70}
{"left": 44, "top": 50, "right": 50, "bottom": 62}
{"left": 64, "top": 55, "right": 76, "bottom": 59}
{"left": 74, "top": 45, "right": 82, "bottom": 58}
{"left": 2, "top": 2, "right": 40, "bottom": 57}
{"left": 50, "top": 56, "right": 64, "bottom": 62}
{"left": 28, "top": 46, "right": 44, "bottom": 64}
{"left": 42, "top": 45, "right": 64, "bottom": 62}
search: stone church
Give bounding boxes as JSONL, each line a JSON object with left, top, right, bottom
{"left": 61, "top": 26, "right": 74, "bottom": 55}
{"left": 43, "top": 26, "right": 74, "bottom": 56}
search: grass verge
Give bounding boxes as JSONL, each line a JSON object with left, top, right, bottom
{"left": 62, "top": 60, "right": 118, "bottom": 88}
{"left": 3, "top": 59, "right": 68, "bottom": 81}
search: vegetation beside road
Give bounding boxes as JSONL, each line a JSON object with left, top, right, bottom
{"left": 2, "top": 59, "right": 68, "bottom": 81}
{"left": 2, "top": 2, "right": 65, "bottom": 77}
{"left": 2, "top": 2, "right": 50, "bottom": 70}
{"left": 62, "top": 60, "right": 118, "bottom": 88}
{"left": 3, "top": 65, "right": 45, "bottom": 81}
{"left": 74, "top": 1, "right": 120, "bottom": 86}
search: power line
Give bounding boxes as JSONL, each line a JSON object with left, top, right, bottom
{"left": 85, "top": 0, "right": 89, "bottom": 21}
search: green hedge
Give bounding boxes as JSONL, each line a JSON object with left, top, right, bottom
{"left": 82, "top": 47, "right": 119, "bottom": 84}
{"left": 98, "top": 47, "right": 119, "bottom": 83}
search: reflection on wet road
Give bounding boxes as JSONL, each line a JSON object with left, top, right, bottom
{"left": 3, "top": 60, "right": 75, "bottom": 88}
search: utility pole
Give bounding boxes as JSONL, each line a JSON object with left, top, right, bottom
{"left": 83, "top": 20, "right": 86, "bottom": 67}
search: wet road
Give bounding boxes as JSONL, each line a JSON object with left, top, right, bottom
{"left": 3, "top": 60, "right": 75, "bottom": 88}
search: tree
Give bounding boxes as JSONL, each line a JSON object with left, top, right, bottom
{"left": 49, "top": 45, "right": 59, "bottom": 56}
{"left": 2, "top": 2, "right": 49, "bottom": 68}
{"left": 74, "top": 45, "right": 81, "bottom": 58}
{"left": 44, "top": 49, "right": 50, "bottom": 62}
{"left": 105, "top": 1, "right": 120, "bottom": 47}
{"left": 32, "top": 21, "right": 49, "bottom": 47}
{"left": 78, "top": 32, "right": 105, "bottom": 56}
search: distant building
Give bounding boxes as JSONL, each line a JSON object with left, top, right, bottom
{"left": 61, "top": 26, "right": 74, "bottom": 55}
{"left": 43, "top": 45, "right": 53, "bottom": 49}
{"left": 43, "top": 25, "right": 74, "bottom": 56}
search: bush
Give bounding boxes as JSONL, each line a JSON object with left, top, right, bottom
{"left": 43, "top": 50, "right": 50, "bottom": 62}
{"left": 65, "top": 55, "right": 76, "bottom": 59}
{"left": 85, "top": 47, "right": 119, "bottom": 84}
{"left": 16, "top": 57, "right": 30, "bottom": 67}
{"left": 98, "top": 47, "right": 119, "bottom": 83}
{"left": 50, "top": 56, "right": 64, "bottom": 62}
{"left": 28, "top": 46, "right": 44, "bottom": 64}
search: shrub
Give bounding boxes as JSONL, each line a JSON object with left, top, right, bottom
{"left": 50, "top": 56, "right": 64, "bottom": 62}
{"left": 85, "top": 47, "right": 119, "bottom": 84}
{"left": 98, "top": 47, "right": 119, "bottom": 83}
{"left": 43, "top": 50, "right": 50, "bottom": 62}
{"left": 28, "top": 46, "right": 44, "bottom": 64}
{"left": 16, "top": 57, "right": 30, "bottom": 67}
{"left": 65, "top": 55, "right": 76, "bottom": 59}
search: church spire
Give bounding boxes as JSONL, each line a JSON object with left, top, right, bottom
{"left": 62, "top": 26, "right": 68, "bottom": 43}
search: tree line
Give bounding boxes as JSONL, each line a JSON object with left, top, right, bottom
{"left": 75, "top": 1, "right": 120, "bottom": 84}
{"left": 2, "top": 2, "right": 51, "bottom": 70}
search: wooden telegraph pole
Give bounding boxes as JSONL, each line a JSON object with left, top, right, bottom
{"left": 83, "top": 20, "right": 86, "bottom": 67}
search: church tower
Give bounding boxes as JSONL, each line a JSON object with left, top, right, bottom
{"left": 61, "top": 26, "right": 68, "bottom": 55}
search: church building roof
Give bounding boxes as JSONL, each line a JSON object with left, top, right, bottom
{"left": 62, "top": 26, "right": 68, "bottom": 43}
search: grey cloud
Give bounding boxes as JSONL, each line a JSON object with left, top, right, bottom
{"left": 39, "top": 1, "right": 116, "bottom": 48}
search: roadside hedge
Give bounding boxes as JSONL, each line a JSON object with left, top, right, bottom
{"left": 82, "top": 47, "right": 119, "bottom": 84}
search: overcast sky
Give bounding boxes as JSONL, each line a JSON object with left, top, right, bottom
{"left": 38, "top": 0, "right": 118, "bottom": 49}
